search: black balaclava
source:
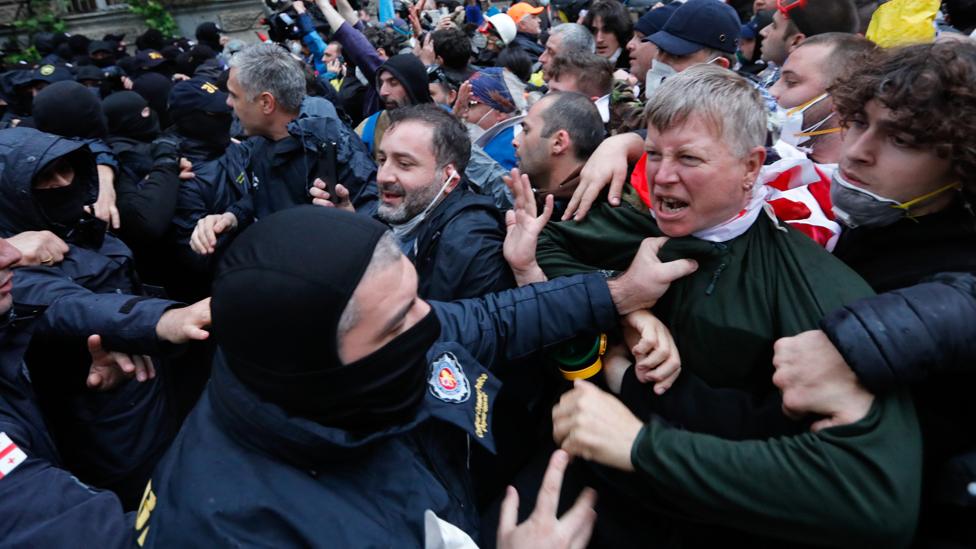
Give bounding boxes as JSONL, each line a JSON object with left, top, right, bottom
{"left": 32, "top": 150, "right": 106, "bottom": 248}
{"left": 376, "top": 53, "right": 433, "bottom": 105}
{"left": 135, "top": 28, "right": 164, "bottom": 52}
{"left": 195, "top": 22, "right": 222, "bottom": 52}
{"left": 132, "top": 72, "right": 173, "bottom": 129}
{"left": 174, "top": 110, "right": 232, "bottom": 150}
{"left": 33, "top": 81, "right": 108, "bottom": 139}
{"left": 212, "top": 207, "right": 441, "bottom": 432}
{"left": 102, "top": 91, "right": 159, "bottom": 141}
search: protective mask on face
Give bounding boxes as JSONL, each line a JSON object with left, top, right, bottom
{"left": 391, "top": 170, "right": 458, "bottom": 240}
{"left": 644, "top": 59, "right": 677, "bottom": 97}
{"left": 778, "top": 93, "right": 842, "bottom": 151}
{"left": 830, "top": 170, "right": 961, "bottom": 229}
{"left": 289, "top": 41, "right": 303, "bottom": 57}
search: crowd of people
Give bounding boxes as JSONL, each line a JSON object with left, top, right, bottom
{"left": 1, "top": 0, "right": 975, "bottom": 546}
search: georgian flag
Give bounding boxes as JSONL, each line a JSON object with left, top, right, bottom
{"left": 0, "top": 432, "right": 27, "bottom": 480}
{"left": 760, "top": 152, "right": 842, "bottom": 251}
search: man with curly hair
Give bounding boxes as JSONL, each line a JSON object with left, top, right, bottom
{"left": 773, "top": 40, "right": 976, "bottom": 546}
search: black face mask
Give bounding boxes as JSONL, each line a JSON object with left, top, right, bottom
{"left": 33, "top": 185, "right": 107, "bottom": 248}
{"left": 175, "top": 112, "right": 232, "bottom": 150}
{"left": 34, "top": 185, "right": 87, "bottom": 227}
{"left": 92, "top": 56, "right": 114, "bottom": 68}
{"left": 313, "top": 310, "right": 442, "bottom": 432}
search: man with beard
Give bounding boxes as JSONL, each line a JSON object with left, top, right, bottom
{"left": 355, "top": 53, "right": 433, "bottom": 161}
{"left": 318, "top": 104, "right": 513, "bottom": 301}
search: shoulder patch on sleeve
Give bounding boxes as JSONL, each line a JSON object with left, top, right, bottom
{"left": 0, "top": 432, "right": 27, "bottom": 479}
{"left": 428, "top": 352, "right": 470, "bottom": 403}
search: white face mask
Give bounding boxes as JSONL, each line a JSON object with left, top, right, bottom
{"left": 777, "top": 93, "right": 840, "bottom": 152}
{"left": 644, "top": 59, "right": 677, "bottom": 96}
{"left": 390, "top": 170, "right": 458, "bottom": 240}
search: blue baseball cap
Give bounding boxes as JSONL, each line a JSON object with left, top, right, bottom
{"left": 634, "top": 4, "right": 678, "bottom": 38}
{"left": 647, "top": 0, "right": 741, "bottom": 56}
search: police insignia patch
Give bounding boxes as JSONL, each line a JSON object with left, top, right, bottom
{"left": 428, "top": 352, "right": 470, "bottom": 403}
{"left": 39, "top": 65, "right": 55, "bottom": 76}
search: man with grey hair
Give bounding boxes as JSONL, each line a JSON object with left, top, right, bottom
{"left": 189, "top": 42, "right": 377, "bottom": 256}
{"left": 539, "top": 23, "right": 596, "bottom": 81}
{"left": 501, "top": 64, "right": 921, "bottom": 546}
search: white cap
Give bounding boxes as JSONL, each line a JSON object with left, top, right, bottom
{"left": 486, "top": 13, "right": 517, "bottom": 45}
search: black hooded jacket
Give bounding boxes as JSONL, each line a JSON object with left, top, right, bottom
{"left": 402, "top": 181, "right": 515, "bottom": 301}
{"left": 377, "top": 53, "right": 433, "bottom": 105}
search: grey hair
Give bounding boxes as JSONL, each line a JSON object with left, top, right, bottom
{"left": 229, "top": 43, "right": 306, "bottom": 114}
{"left": 337, "top": 232, "right": 403, "bottom": 339}
{"left": 549, "top": 23, "right": 596, "bottom": 55}
{"left": 644, "top": 64, "right": 766, "bottom": 158}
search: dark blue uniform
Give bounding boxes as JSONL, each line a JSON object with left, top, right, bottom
{"left": 0, "top": 127, "right": 181, "bottom": 508}
{"left": 138, "top": 273, "right": 617, "bottom": 547}
{"left": 0, "top": 306, "right": 133, "bottom": 548}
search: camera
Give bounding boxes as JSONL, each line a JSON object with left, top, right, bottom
{"left": 262, "top": 0, "right": 333, "bottom": 43}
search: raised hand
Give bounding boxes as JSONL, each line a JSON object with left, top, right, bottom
{"left": 503, "top": 168, "right": 552, "bottom": 286}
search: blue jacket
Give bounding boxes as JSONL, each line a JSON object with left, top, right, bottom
{"left": 138, "top": 273, "right": 618, "bottom": 547}
{"left": 223, "top": 96, "right": 377, "bottom": 227}
{"left": 0, "top": 127, "right": 178, "bottom": 506}
{"left": 0, "top": 307, "right": 132, "bottom": 548}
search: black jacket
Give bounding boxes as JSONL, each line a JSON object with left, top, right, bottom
{"left": 405, "top": 182, "right": 514, "bottom": 301}
{"left": 833, "top": 197, "right": 976, "bottom": 293}
{"left": 105, "top": 135, "right": 182, "bottom": 287}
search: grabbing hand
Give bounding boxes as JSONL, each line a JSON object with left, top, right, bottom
{"left": 190, "top": 212, "right": 238, "bottom": 255}
{"left": 621, "top": 309, "right": 680, "bottom": 394}
{"left": 155, "top": 297, "right": 211, "bottom": 344}
{"left": 86, "top": 334, "right": 155, "bottom": 390}
{"left": 607, "top": 237, "right": 698, "bottom": 315}
{"left": 773, "top": 330, "right": 875, "bottom": 431}
{"left": 562, "top": 133, "right": 644, "bottom": 221}
{"left": 7, "top": 230, "right": 69, "bottom": 267}
{"left": 503, "top": 168, "right": 552, "bottom": 285}
{"left": 497, "top": 450, "right": 597, "bottom": 549}
{"left": 552, "top": 380, "right": 642, "bottom": 472}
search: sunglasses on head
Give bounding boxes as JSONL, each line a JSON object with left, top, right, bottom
{"left": 776, "top": 0, "right": 806, "bottom": 17}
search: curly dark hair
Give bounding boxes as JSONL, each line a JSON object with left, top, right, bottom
{"left": 831, "top": 41, "right": 976, "bottom": 191}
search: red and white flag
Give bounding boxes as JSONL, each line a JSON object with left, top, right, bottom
{"left": 0, "top": 432, "right": 27, "bottom": 480}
